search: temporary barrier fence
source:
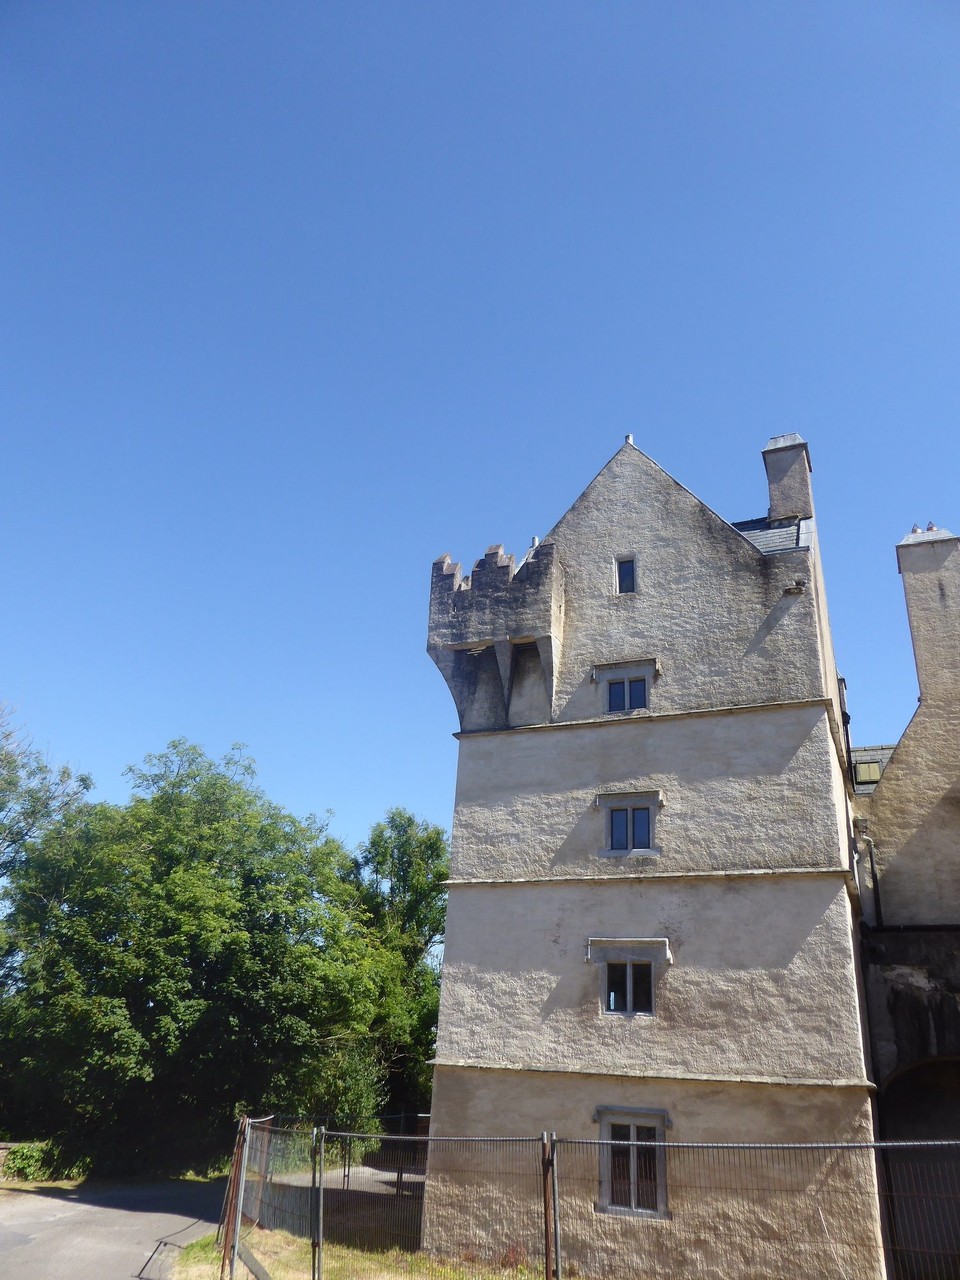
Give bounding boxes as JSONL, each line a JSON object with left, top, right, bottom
{"left": 220, "top": 1120, "right": 960, "bottom": 1280}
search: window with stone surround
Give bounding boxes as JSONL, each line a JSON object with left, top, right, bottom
{"left": 608, "top": 676, "right": 647, "bottom": 713}
{"left": 592, "top": 658, "right": 658, "bottom": 718}
{"left": 596, "top": 790, "right": 662, "bottom": 857}
{"left": 587, "top": 937, "right": 673, "bottom": 1018}
{"left": 595, "top": 1106, "right": 671, "bottom": 1217}
{"left": 616, "top": 557, "right": 636, "bottom": 594}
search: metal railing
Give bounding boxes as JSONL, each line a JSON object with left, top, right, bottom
{"left": 220, "top": 1120, "right": 960, "bottom": 1280}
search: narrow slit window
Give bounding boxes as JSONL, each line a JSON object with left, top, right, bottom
{"left": 610, "top": 1124, "right": 633, "bottom": 1208}
{"left": 632, "top": 961, "right": 653, "bottom": 1013}
{"left": 610, "top": 808, "right": 629, "bottom": 851}
{"left": 634, "top": 1126, "right": 659, "bottom": 1212}
{"left": 606, "top": 963, "right": 629, "bottom": 1012}
{"left": 608, "top": 680, "right": 626, "bottom": 712}
{"left": 632, "top": 807, "right": 651, "bottom": 850}
{"left": 617, "top": 559, "right": 636, "bottom": 594}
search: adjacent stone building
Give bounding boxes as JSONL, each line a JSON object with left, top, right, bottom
{"left": 424, "top": 436, "right": 910, "bottom": 1277}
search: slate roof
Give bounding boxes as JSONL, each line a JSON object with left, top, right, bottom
{"left": 850, "top": 744, "right": 897, "bottom": 795}
{"left": 732, "top": 516, "right": 813, "bottom": 554}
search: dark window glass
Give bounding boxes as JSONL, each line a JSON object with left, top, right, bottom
{"left": 632, "top": 962, "right": 653, "bottom": 1014}
{"left": 608, "top": 680, "right": 626, "bottom": 712}
{"left": 610, "top": 809, "right": 628, "bottom": 850}
{"left": 634, "top": 1126, "right": 658, "bottom": 1211}
{"left": 610, "top": 1125, "right": 632, "bottom": 1207}
{"left": 628, "top": 678, "right": 647, "bottom": 710}
{"left": 632, "top": 807, "right": 651, "bottom": 850}
{"left": 607, "top": 963, "right": 629, "bottom": 1012}
{"left": 617, "top": 559, "right": 635, "bottom": 594}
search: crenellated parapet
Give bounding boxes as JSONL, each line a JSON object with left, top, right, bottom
{"left": 428, "top": 541, "right": 564, "bottom": 731}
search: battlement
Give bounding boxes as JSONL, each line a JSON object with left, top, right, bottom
{"left": 428, "top": 540, "right": 564, "bottom": 731}
{"left": 429, "top": 541, "right": 560, "bottom": 646}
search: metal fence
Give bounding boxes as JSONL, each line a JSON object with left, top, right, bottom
{"left": 220, "top": 1120, "right": 960, "bottom": 1280}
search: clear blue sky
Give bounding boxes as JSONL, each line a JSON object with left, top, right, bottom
{"left": 2, "top": 2, "right": 958, "bottom": 848}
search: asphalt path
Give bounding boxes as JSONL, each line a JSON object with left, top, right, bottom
{"left": 0, "top": 1178, "right": 226, "bottom": 1280}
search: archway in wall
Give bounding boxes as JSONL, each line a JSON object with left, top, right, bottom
{"left": 881, "top": 1059, "right": 960, "bottom": 1279}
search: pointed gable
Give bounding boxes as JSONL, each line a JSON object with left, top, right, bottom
{"left": 542, "top": 440, "right": 827, "bottom": 719}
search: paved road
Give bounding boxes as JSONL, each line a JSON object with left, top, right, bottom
{"left": 0, "top": 1179, "right": 226, "bottom": 1280}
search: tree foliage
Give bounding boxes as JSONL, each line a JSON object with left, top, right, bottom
{"left": 0, "top": 707, "right": 91, "bottom": 877}
{"left": 0, "top": 740, "right": 445, "bottom": 1173}
{"left": 348, "top": 809, "right": 449, "bottom": 1114}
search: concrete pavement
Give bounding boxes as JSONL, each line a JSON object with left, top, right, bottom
{"left": 0, "top": 1178, "right": 225, "bottom": 1279}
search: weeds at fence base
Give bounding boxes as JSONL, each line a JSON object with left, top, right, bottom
{"left": 179, "top": 1231, "right": 541, "bottom": 1280}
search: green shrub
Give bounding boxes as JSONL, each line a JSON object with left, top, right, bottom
{"left": 3, "top": 1139, "right": 88, "bottom": 1181}
{"left": 4, "top": 1141, "right": 52, "bottom": 1180}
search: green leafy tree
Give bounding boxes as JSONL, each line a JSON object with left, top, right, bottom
{"left": 0, "top": 741, "right": 400, "bottom": 1171}
{"left": 348, "top": 809, "right": 449, "bottom": 1116}
{"left": 0, "top": 707, "right": 91, "bottom": 877}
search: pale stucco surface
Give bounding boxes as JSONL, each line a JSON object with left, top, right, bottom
{"left": 425, "top": 1068, "right": 883, "bottom": 1280}
{"left": 862, "top": 533, "right": 960, "bottom": 923}
{"left": 425, "top": 438, "right": 879, "bottom": 1278}
{"left": 543, "top": 445, "right": 831, "bottom": 719}
{"left": 436, "top": 875, "right": 868, "bottom": 1081}
{"left": 451, "top": 704, "right": 849, "bottom": 880}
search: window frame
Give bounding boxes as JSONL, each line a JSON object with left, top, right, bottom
{"left": 615, "top": 556, "right": 636, "bottom": 594}
{"left": 607, "top": 676, "right": 647, "bottom": 714}
{"left": 604, "top": 959, "right": 653, "bottom": 1015}
{"left": 854, "top": 760, "right": 882, "bottom": 785}
{"left": 587, "top": 937, "right": 673, "bottom": 1019}
{"left": 594, "top": 1106, "right": 671, "bottom": 1219}
{"left": 592, "top": 658, "right": 659, "bottom": 719}
{"left": 596, "top": 790, "right": 663, "bottom": 858}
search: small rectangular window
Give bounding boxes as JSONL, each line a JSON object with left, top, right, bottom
{"left": 605, "top": 960, "right": 653, "bottom": 1015}
{"left": 589, "top": 938, "right": 672, "bottom": 1020}
{"left": 606, "top": 963, "right": 629, "bottom": 1012}
{"left": 609, "top": 807, "right": 650, "bottom": 851}
{"left": 596, "top": 1107, "right": 670, "bottom": 1217}
{"left": 610, "top": 808, "right": 629, "bottom": 851}
{"left": 632, "top": 807, "right": 650, "bottom": 850}
{"left": 598, "top": 793, "right": 660, "bottom": 858}
{"left": 607, "top": 677, "right": 646, "bottom": 713}
{"left": 609, "top": 1124, "right": 659, "bottom": 1211}
{"left": 854, "top": 761, "right": 882, "bottom": 784}
{"left": 632, "top": 961, "right": 653, "bottom": 1013}
{"left": 616, "top": 559, "right": 635, "bottom": 594}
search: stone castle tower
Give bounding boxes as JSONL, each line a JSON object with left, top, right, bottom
{"left": 425, "top": 437, "right": 887, "bottom": 1277}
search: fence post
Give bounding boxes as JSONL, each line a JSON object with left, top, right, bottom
{"left": 310, "top": 1126, "right": 319, "bottom": 1280}
{"left": 550, "top": 1132, "right": 562, "bottom": 1280}
{"left": 315, "top": 1126, "right": 326, "bottom": 1280}
{"left": 217, "top": 1121, "right": 245, "bottom": 1280}
{"left": 541, "top": 1131, "right": 554, "bottom": 1280}
{"left": 229, "top": 1117, "right": 250, "bottom": 1280}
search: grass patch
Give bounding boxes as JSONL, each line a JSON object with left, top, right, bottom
{"left": 176, "top": 1235, "right": 223, "bottom": 1278}
{"left": 174, "top": 1231, "right": 539, "bottom": 1280}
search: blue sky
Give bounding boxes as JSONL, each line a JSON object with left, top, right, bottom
{"left": 2, "top": 1, "right": 958, "bottom": 848}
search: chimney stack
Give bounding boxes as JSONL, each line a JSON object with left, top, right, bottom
{"left": 896, "top": 526, "right": 960, "bottom": 704}
{"left": 762, "top": 434, "right": 814, "bottom": 522}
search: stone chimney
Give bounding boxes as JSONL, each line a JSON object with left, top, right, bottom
{"left": 762, "top": 434, "right": 814, "bottom": 522}
{"left": 896, "top": 525, "right": 960, "bottom": 705}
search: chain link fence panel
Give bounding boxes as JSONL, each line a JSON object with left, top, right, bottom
{"left": 224, "top": 1121, "right": 960, "bottom": 1280}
